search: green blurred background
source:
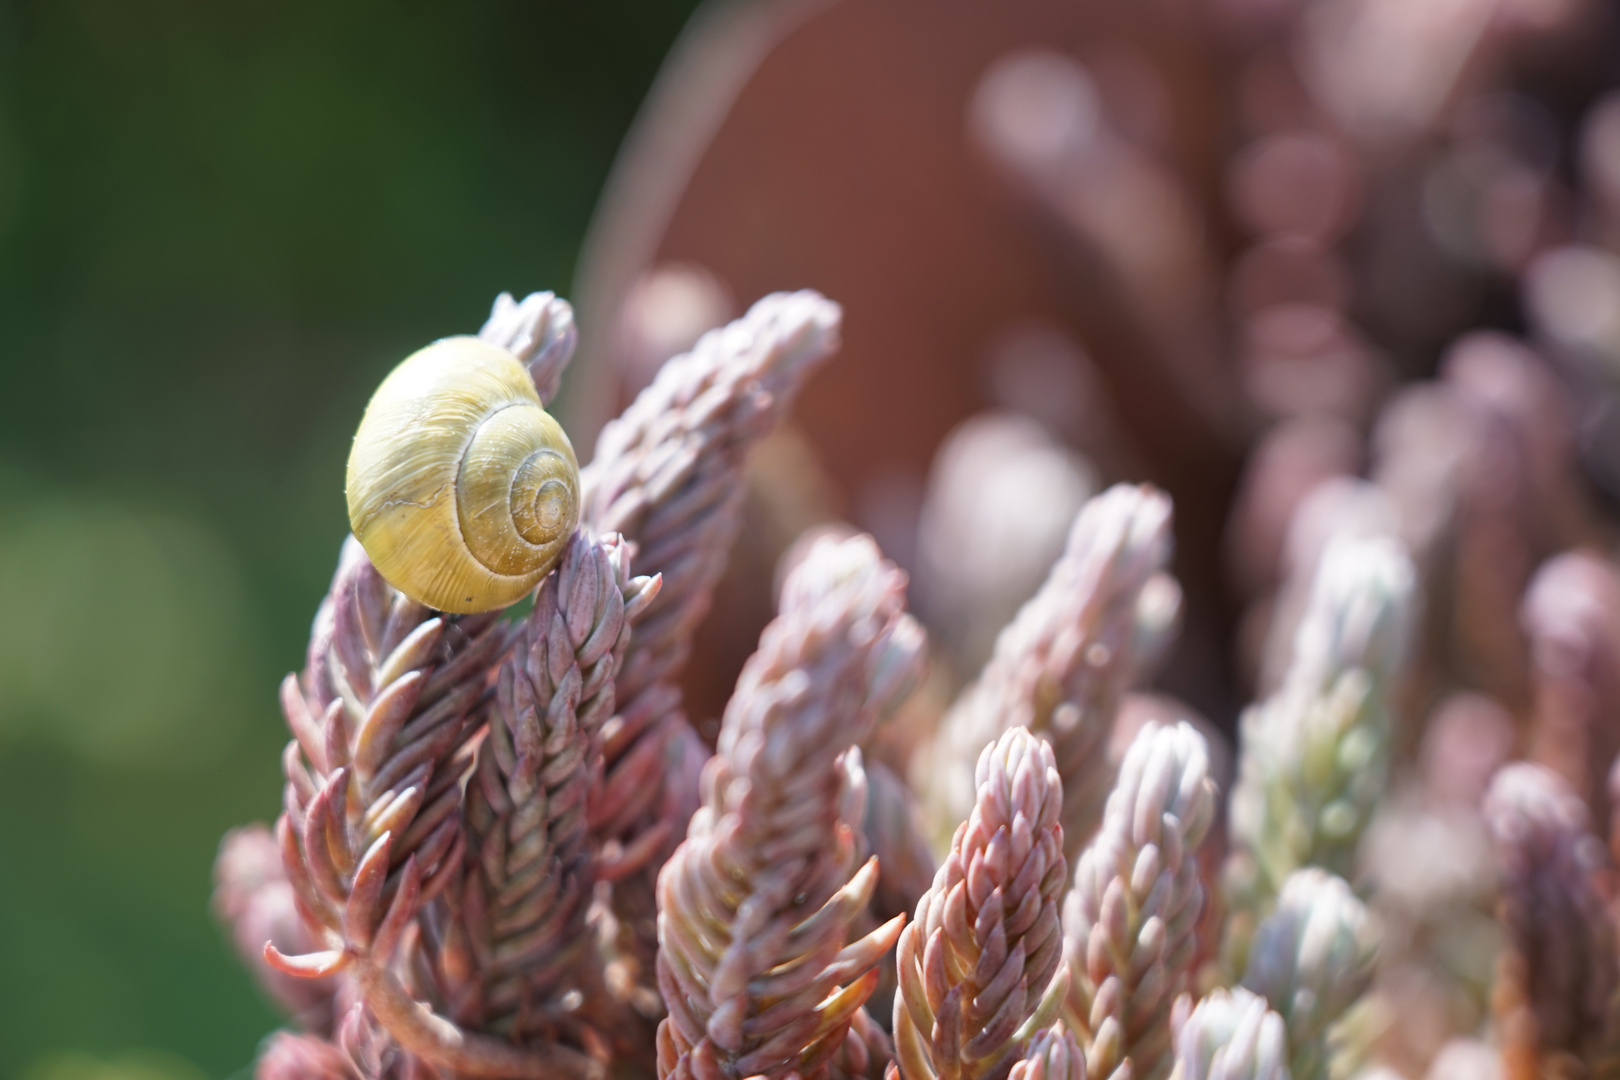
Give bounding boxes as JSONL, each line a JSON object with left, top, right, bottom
{"left": 0, "top": 2, "right": 700, "bottom": 1076}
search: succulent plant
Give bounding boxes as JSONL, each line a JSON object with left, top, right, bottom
{"left": 655, "top": 532, "right": 915, "bottom": 1080}
{"left": 894, "top": 727, "right": 1070, "bottom": 1080}
{"left": 1240, "top": 870, "right": 1377, "bottom": 1080}
{"left": 1062, "top": 720, "right": 1217, "bottom": 1080}
{"left": 1484, "top": 764, "right": 1620, "bottom": 1080}
{"left": 1223, "top": 536, "right": 1416, "bottom": 976}
{"left": 1171, "top": 988, "right": 1291, "bottom": 1080}
{"left": 211, "top": 211, "right": 1620, "bottom": 1080}
{"left": 925, "top": 483, "right": 1177, "bottom": 864}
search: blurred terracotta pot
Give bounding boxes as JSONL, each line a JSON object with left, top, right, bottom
{"left": 566, "top": 0, "right": 1249, "bottom": 733}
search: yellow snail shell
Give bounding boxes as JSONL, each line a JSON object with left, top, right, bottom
{"left": 346, "top": 335, "right": 580, "bottom": 614}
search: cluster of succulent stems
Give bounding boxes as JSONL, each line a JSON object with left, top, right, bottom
{"left": 213, "top": 280, "right": 1620, "bottom": 1080}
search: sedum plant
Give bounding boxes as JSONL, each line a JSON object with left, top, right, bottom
{"left": 1062, "top": 720, "right": 1217, "bottom": 1080}
{"left": 1170, "top": 988, "right": 1291, "bottom": 1080}
{"left": 1239, "top": 870, "right": 1376, "bottom": 1080}
{"left": 581, "top": 290, "right": 845, "bottom": 1005}
{"left": 1221, "top": 536, "right": 1415, "bottom": 977}
{"left": 893, "top": 726, "right": 1071, "bottom": 1080}
{"left": 215, "top": 274, "right": 1620, "bottom": 1080}
{"left": 655, "top": 531, "right": 917, "bottom": 1080}
{"left": 1483, "top": 764, "right": 1620, "bottom": 1079}
{"left": 1009, "top": 1029, "right": 1089, "bottom": 1080}
{"left": 1228, "top": 535, "right": 1416, "bottom": 897}
{"left": 924, "top": 484, "right": 1177, "bottom": 864}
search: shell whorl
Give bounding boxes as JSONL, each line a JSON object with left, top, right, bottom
{"left": 346, "top": 335, "right": 581, "bottom": 613}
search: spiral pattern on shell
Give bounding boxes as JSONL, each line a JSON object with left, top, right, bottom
{"left": 347, "top": 335, "right": 581, "bottom": 614}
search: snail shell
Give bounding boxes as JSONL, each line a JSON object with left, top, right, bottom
{"left": 346, "top": 336, "right": 580, "bottom": 614}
